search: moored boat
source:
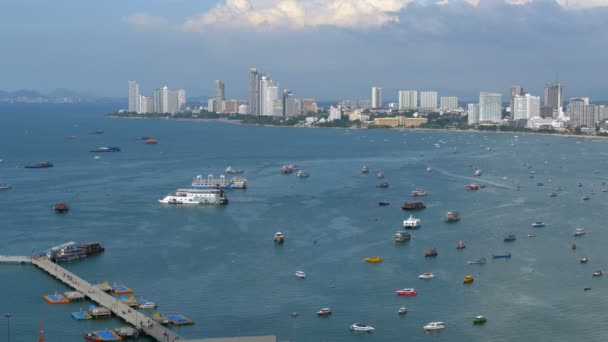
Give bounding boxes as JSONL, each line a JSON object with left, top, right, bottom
{"left": 316, "top": 308, "right": 332, "bottom": 316}
{"left": 159, "top": 188, "right": 228, "bottom": 205}
{"left": 350, "top": 323, "right": 374, "bottom": 332}
{"left": 444, "top": 211, "right": 460, "bottom": 222}
{"left": 403, "top": 215, "right": 421, "bottom": 229}
{"left": 410, "top": 189, "right": 428, "bottom": 197}
{"left": 192, "top": 174, "right": 247, "bottom": 189}
{"left": 395, "top": 288, "right": 417, "bottom": 296}
{"left": 402, "top": 202, "right": 426, "bottom": 210}
{"left": 274, "top": 232, "right": 285, "bottom": 245}
{"left": 84, "top": 330, "right": 122, "bottom": 342}
{"left": 394, "top": 231, "right": 411, "bottom": 242}
{"left": 463, "top": 275, "right": 474, "bottom": 284}
{"left": 424, "top": 322, "right": 446, "bottom": 331}
{"left": 77, "top": 242, "right": 104, "bottom": 256}
{"left": 425, "top": 248, "right": 438, "bottom": 257}
{"left": 472, "top": 315, "right": 487, "bottom": 324}
{"left": 24, "top": 162, "right": 54, "bottom": 168}
{"left": 138, "top": 299, "right": 158, "bottom": 309}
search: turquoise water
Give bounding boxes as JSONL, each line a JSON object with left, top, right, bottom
{"left": 1, "top": 104, "right": 608, "bottom": 341}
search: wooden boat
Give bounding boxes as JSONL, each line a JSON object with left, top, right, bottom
{"left": 364, "top": 256, "right": 383, "bottom": 263}
{"left": 53, "top": 202, "right": 69, "bottom": 213}
{"left": 425, "top": 248, "right": 438, "bottom": 257}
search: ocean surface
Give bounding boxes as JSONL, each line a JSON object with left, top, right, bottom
{"left": 1, "top": 104, "right": 608, "bottom": 342}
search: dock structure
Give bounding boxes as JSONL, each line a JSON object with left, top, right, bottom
{"left": 0, "top": 255, "right": 32, "bottom": 263}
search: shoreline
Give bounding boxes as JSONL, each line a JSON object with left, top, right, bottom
{"left": 104, "top": 115, "right": 608, "bottom": 140}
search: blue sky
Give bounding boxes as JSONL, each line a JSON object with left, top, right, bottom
{"left": 1, "top": 0, "right": 607, "bottom": 101}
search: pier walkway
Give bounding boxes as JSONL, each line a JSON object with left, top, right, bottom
{"left": 0, "top": 255, "right": 32, "bottom": 263}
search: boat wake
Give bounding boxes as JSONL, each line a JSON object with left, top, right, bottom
{"left": 429, "top": 166, "right": 515, "bottom": 190}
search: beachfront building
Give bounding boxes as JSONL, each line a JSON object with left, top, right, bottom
{"left": 440, "top": 96, "right": 459, "bottom": 111}
{"left": 420, "top": 91, "right": 438, "bottom": 110}
{"left": 468, "top": 103, "right": 480, "bottom": 125}
{"left": 513, "top": 94, "right": 540, "bottom": 120}
{"left": 479, "top": 92, "right": 502, "bottom": 123}
{"left": 372, "top": 87, "right": 382, "bottom": 109}
{"left": 398, "top": 90, "right": 418, "bottom": 110}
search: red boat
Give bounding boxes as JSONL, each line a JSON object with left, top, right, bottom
{"left": 425, "top": 248, "right": 438, "bottom": 257}
{"left": 145, "top": 139, "right": 158, "bottom": 144}
{"left": 395, "top": 288, "right": 417, "bottom": 296}
{"left": 53, "top": 202, "right": 69, "bottom": 213}
{"left": 466, "top": 183, "right": 486, "bottom": 190}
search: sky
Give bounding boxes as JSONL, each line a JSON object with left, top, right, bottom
{"left": 1, "top": 0, "right": 608, "bottom": 101}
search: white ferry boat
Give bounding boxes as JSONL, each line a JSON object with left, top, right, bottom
{"left": 403, "top": 215, "right": 421, "bottom": 229}
{"left": 159, "top": 188, "right": 228, "bottom": 205}
{"left": 191, "top": 174, "right": 247, "bottom": 189}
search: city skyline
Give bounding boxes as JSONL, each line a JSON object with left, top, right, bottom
{"left": 2, "top": 0, "right": 608, "bottom": 100}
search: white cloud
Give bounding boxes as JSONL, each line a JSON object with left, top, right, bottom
{"left": 123, "top": 12, "right": 170, "bottom": 32}
{"left": 556, "top": 0, "right": 608, "bottom": 8}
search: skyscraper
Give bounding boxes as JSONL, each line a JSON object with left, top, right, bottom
{"left": 283, "top": 90, "right": 300, "bottom": 116}
{"left": 372, "top": 87, "right": 382, "bottom": 109}
{"left": 467, "top": 103, "right": 480, "bottom": 125}
{"left": 139, "top": 95, "right": 154, "bottom": 114}
{"left": 567, "top": 98, "right": 596, "bottom": 128}
{"left": 177, "top": 89, "right": 187, "bottom": 112}
{"left": 544, "top": 83, "right": 563, "bottom": 116}
{"left": 128, "top": 80, "right": 140, "bottom": 113}
{"left": 509, "top": 86, "right": 524, "bottom": 114}
{"left": 398, "top": 90, "right": 417, "bottom": 110}
{"left": 249, "top": 68, "right": 259, "bottom": 115}
{"left": 154, "top": 86, "right": 178, "bottom": 114}
{"left": 513, "top": 94, "right": 540, "bottom": 120}
{"left": 420, "top": 91, "right": 438, "bottom": 110}
{"left": 440, "top": 96, "right": 459, "bottom": 110}
{"left": 479, "top": 92, "right": 502, "bottom": 123}
{"left": 259, "top": 76, "right": 278, "bottom": 116}
{"left": 214, "top": 80, "right": 225, "bottom": 113}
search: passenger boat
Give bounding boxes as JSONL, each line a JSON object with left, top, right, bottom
{"left": 159, "top": 188, "right": 228, "bottom": 205}
{"left": 138, "top": 299, "right": 158, "bottom": 309}
{"left": 394, "top": 231, "right": 411, "bottom": 242}
{"left": 376, "top": 171, "right": 384, "bottom": 178}
{"left": 316, "top": 308, "right": 332, "bottom": 316}
{"left": 53, "top": 202, "right": 69, "bottom": 213}
{"left": 281, "top": 165, "right": 295, "bottom": 174}
{"left": 423, "top": 322, "right": 446, "bottom": 331}
{"left": 50, "top": 246, "right": 88, "bottom": 262}
{"left": 192, "top": 174, "right": 247, "bottom": 189}
{"left": 395, "top": 288, "right": 417, "bottom": 296}
{"left": 402, "top": 202, "right": 425, "bottom": 210}
{"left": 296, "top": 170, "right": 310, "bottom": 178}
{"left": 274, "top": 232, "right": 285, "bottom": 244}
{"left": 444, "top": 211, "right": 460, "bottom": 222}
{"left": 531, "top": 222, "right": 545, "bottom": 228}
{"left": 398, "top": 307, "right": 408, "bottom": 315}
{"left": 593, "top": 270, "right": 603, "bottom": 277}
{"left": 503, "top": 234, "right": 517, "bottom": 242}
{"left": 472, "top": 315, "right": 487, "bottom": 324}
{"left": 410, "top": 189, "right": 428, "bottom": 197}
{"left": 467, "top": 258, "right": 486, "bottom": 265}
{"left": 0, "top": 183, "right": 11, "bottom": 190}
{"left": 580, "top": 257, "right": 589, "bottom": 263}
{"left": 89, "top": 146, "right": 120, "bottom": 152}
{"left": 84, "top": 330, "right": 122, "bottom": 342}
{"left": 463, "top": 275, "right": 474, "bottom": 284}
{"left": 403, "top": 215, "right": 421, "bottom": 229}
{"left": 295, "top": 271, "right": 306, "bottom": 278}
{"left": 492, "top": 253, "right": 511, "bottom": 259}
{"left": 77, "top": 242, "right": 104, "bottom": 255}
{"left": 24, "top": 162, "right": 54, "bottom": 168}
{"left": 225, "top": 166, "right": 243, "bottom": 174}
{"left": 378, "top": 200, "right": 390, "bottom": 206}
{"left": 361, "top": 165, "right": 369, "bottom": 174}
{"left": 144, "top": 139, "right": 157, "bottom": 144}
{"left": 364, "top": 256, "right": 383, "bottom": 263}
{"left": 350, "top": 323, "right": 375, "bottom": 332}
{"left": 574, "top": 228, "right": 586, "bottom": 236}
{"left": 418, "top": 272, "right": 435, "bottom": 279}
{"left": 425, "top": 248, "right": 438, "bottom": 257}
{"left": 376, "top": 182, "right": 389, "bottom": 188}
{"left": 456, "top": 241, "right": 466, "bottom": 249}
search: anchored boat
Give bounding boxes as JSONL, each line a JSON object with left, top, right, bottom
{"left": 159, "top": 188, "right": 228, "bottom": 205}
{"left": 192, "top": 174, "right": 246, "bottom": 189}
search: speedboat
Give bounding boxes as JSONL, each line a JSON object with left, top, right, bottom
{"left": 424, "top": 322, "right": 446, "bottom": 331}
{"left": 418, "top": 272, "right": 435, "bottom": 279}
{"left": 425, "top": 248, "right": 438, "bottom": 257}
{"left": 463, "top": 275, "right": 474, "bottom": 284}
{"left": 398, "top": 307, "right": 408, "bottom": 315}
{"left": 531, "top": 222, "right": 545, "bottom": 228}
{"left": 410, "top": 189, "right": 428, "bottom": 197}
{"left": 395, "top": 288, "right": 417, "bottom": 296}
{"left": 376, "top": 182, "right": 389, "bottom": 188}
{"left": 350, "top": 323, "right": 374, "bottom": 332}
{"left": 394, "top": 231, "right": 411, "bottom": 243}
{"left": 295, "top": 271, "right": 306, "bottom": 278}
{"left": 138, "top": 299, "right": 158, "bottom": 309}
{"left": 274, "top": 232, "right": 285, "bottom": 244}
{"left": 296, "top": 170, "right": 309, "bottom": 178}
{"left": 0, "top": 183, "right": 11, "bottom": 190}
{"left": 378, "top": 200, "right": 390, "bottom": 206}
{"left": 467, "top": 258, "right": 486, "bottom": 265}
{"left": 456, "top": 241, "right": 466, "bottom": 250}
{"left": 376, "top": 171, "right": 384, "bottom": 178}
{"left": 574, "top": 228, "right": 585, "bottom": 236}
{"left": 492, "top": 253, "right": 511, "bottom": 259}
{"left": 503, "top": 234, "right": 517, "bottom": 242}
{"left": 593, "top": 270, "right": 603, "bottom": 277}
{"left": 472, "top": 315, "right": 487, "bottom": 324}
{"left": 317, "top": 308, "right": 332, "bottom": 316}
{"left": 403, "top": 215, "right": 421, "bottom": 229}
{"left": 364, "top": 256, "right": 383, "bottom": 263}
{"left": 361, "top": 165, "right": 369, "bottom": 174}
{"left": 580, "top": 257, "right": 589, "bottom": 263}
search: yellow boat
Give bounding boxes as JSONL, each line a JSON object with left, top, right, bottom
{"left": 364, "top": 256, "right": 383, "bottom": 263}
{"left": 463, "top": 275, "right": 474, "bottom": 284}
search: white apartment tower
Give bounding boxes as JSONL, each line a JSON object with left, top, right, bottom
{"left": 398, "top": 90, "right": 417, "bottom": 110}
{"left": 468, "top": 103, "right": 480, "bottom": 125}
{"left": 440, "top": 96, "right": 459, "bottom": 110}
{"left": 177, "top": 89, "right": 187, "bottom": 112}
{"left": 420, "top": 91, "right": 438, "bottom": 110}
{"left": 128, "top": 80, "right": 140, "bottom": 113}
{"left": 513, "top": 94, "right": 540, "bottom": 120}
{"left": 372, "top": 87, "right": 382, "bottom": 109}
{"left": 479, "top": 92, "right": 503, "bottom": 123}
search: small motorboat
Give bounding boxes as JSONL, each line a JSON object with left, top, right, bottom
{"left": 472, "top": 315, "right": 487, "bottom": 324}
{"left": 394, "top": 231, "right": 411, "bottom": 243}
{"left": 456, "top": 241, "right": 466, "bottom": 250}
{"left": 531, "top": 222, "right": 545, "bottom": 228}
{"left": 474, "top": 169, "right": 482, "bottom": 176}
{"left": 444, "top": 211, "right": 460, "bottom": 222}
{"left": 53, "top": 202, "right": 69, "bottom": 213}
{"left": 350, "top": 323, "right": 375, "bottom": 332}
{"left": 398, "top": 307, "right": 408, "bottom": 315}
{"left": 317, "top": 308, "right": 332, "bottom": 316}
{"left": 296, "top": 170, "right": 310, "bottom": 178}
{"left": 571, "top": 242, "right": 577, "bottom": 250}
{"left": 378, "top": 200, "right": 390, "bottom": 206}
{"left": 403, "top": 215, "right": 421, "bottom": 229}
{"left": 138, "top": 299, "right": 158, "bottom": 309}
{"left": 425, "top": 248, "right": 438, "bottom": 257}
{"left": 426, "top": 167, "right": 432, "bottom": 172}
{"left": 225, "top": 166, "right": 243, "bottom": 174}
{"left": 376, "top": 171, "right": 384, "bottom": 178}
{"left": 376, "top": 182, "right": 389, "bottom": 188}
{"left": 463, "top": 275, "right": 474, "bottom": 284}
{"left": 89, "top": 146, "right": 120, "bottom": 153}
{"left": 583, "top": 196, "right": 590, "bottom": 201}
{"left": 492, "top": 253, "right": 511, "bottom": 259}
{"left": 364, "top": 256, "right": 383, "bottom": 263}
{"left": 295, "top": 271, "right": 306, "bottom": 278}
{"left": 549, "top": 192, "right": 557, "bottom": 197}
{"left": 274, "top": 232, "right": 285, "bottom": 244}
{"left": 0, "top": 183, "right": 11, "bottom": 190}
{"left": 467, "top": 258, "right": 486, "bottom": 265}
{"left": 528, "top": 233, "right": 536, "bottom": 237}
{"left": 144, "top": 139, "right": 158, "bottom": 144}
{"left": 503, "top": 234, "right": 517, "bottom": 242}
{"left": 395, "top": 288, "right": 417, "bottom": 296}
{"left": 580, "top": 257, "right": 589, "bottom": 263}
{"left": 424, "top": 322, "right": 446, "bottom": 331}
{"left": 418, "top": 272, "right": 435, "bottom": 279}
{"left": 574, "top": 228, "right": 586, "bottom": 236}
{"left": 592, "top": 270, "right": 603, "bottom": 277}
{"left": 361, "top": 165, "right": 369, "bottom": 174}
{"left": 410, "top": 189, "right": 429, "bottom": 197}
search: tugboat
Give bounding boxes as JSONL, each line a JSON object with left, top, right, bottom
{"left": 444, "top": 211, "right": 460, "bottom": 222}
{"left": 376, "top": 182, "right": 389, "bottom": 188}
{"left": 274, "top": 232, "right": 285, "bottom": 245}
{"left": 425, "top": 248, "right": 438, "bottom": 257}
{"left": 24, "top": 162, "right": 54, "bottom": 168}
{"left": 401, "top": 202, "right": 426, "bottom": 210}
{"left": 394, "top": 231, "right": 411, "bottom": 242}
{"left": 456, "top": 241, "right": 466, "bottom": 250}
{"left": 53, "top": 202, "right": 69, "bottom": 213}
{"left": 361, "top": 165, "right": 369, "bottom": 174}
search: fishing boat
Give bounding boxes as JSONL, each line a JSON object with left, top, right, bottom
{"left": 0, "top": 183, "right": 11, "bottom": 190}
{"left": 376, "top": 182, "right": 389, "bottom": 188}
{"left": 395, "top": 288, "right": 417, "bottom": 296}
{"left": 295, "top": 271, "right": 306, "bottom": 278}
{"left": 593, "top": 270, "right": 603, "bottom": 277}
{"left": 492, "top": 253, "right": 511, "bottom": 259}
{"left": 316, "top": 308, "right": 332, "bottom": 316}
{"left": 403, "top": 215, "right": 421, "bottom": 229}
{"left": 378, "top": 200, "right": 390, "bottom": 206}
{"left": 531, "top": 222, "right": 545, "bottom": 228}
{"left": 444, "top": 211, "right": 460, "bottom": 222}
{"left": 456, "top": 241, "right": 466, "bottom": 249}
{"left": 467, "top": 258, "right": 486, "bottom": 265}
{"left": 225, "top": 166, "right": 243, "bottom": 174}
{"left": 503, "top": 234, "right": 517, "bottom": 242}
{"left": 350, "top": 323, "right": 375, "bottom": 332}
{"left": 394, "top": 231, "right": 411, "bottom": 242}
{"left": 463, "top": 275, "right": 474, "bottom": 284}
{"left": 398, "top": 307, "right": 408, "bottom": 315}
{"left": 424, "top": 322, "right": 446, "bottom": 331}
{"left": 574, "top": 228, "right": 586, "bottom": 236}
{"left": 472, "top": 315, "right": 487, "bottom": 324}
{"left": 376, "top": 171, "right": 384, "bottom": 178}
{"left": 361, "top": 165, "right": 369, "bottom": 174}
{"left": 402, "top": 202, "right": 425, "bottom": 210}
{"left": 53, "top": 202, "right": 69, "bottom": 213}
{"left": 425, "top": 248, "right": 438, "bottom": 257}
{"left": 580, "top": 257, "right": 589, "bottom": 263}
{"left": 364, "top": 256, "right": 383, "bottom": 263}
{"left": 418, "top": 272, "right": 435, "bottom": 279}
{"left": 410, "top": 189, "right": 428, "bottom": 197}
{"left": 274, "top": 232, "right": 285, "bottom": 244}
{"left": 24, "top": 162, "right": 54, "bottom": 168}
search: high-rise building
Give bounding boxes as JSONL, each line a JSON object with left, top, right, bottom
{"left": 302, "top": 99, "right": 318, "bottom": 114}
{"left": 420, "top": 91, "right": 438, "bottom": 110}
{"left": 167, "top": 90, "right": 177, "bottom": 114}
{"left": 372, "top": 87, "right": 382, "bottom": 109}
{"left": 128, "top": 80, "right": 140, "bottom": 113}
{"left": 513, "top": 94, "right": 540, "bottom": 120}
{"left": 328, "top": 106, "right": 342, "bottom": 121}
{"left": 222, "top": 100, "right": 247, "bottom": 114}
{"left": 177, "top": 89, "right": 187, "bottom": 112}
{"left": 440, "top": 96, "right": 459, "bottom": 110}
{"left": 238, "top": 104, "right": 248, "bottom": 115}
{"left": 249, "top": 68, "right": 259, "bottom": 115}
{"left": 509, "top": 86, "right": 525, "bottom": 113}
{"left": 282, "top": 90, "right": 300, "bottom": 116}
{"left": 398, "top": 90, "right": 417, "bottom": 110}
{"left": 467, "top": 103, "right": 480, "bottom": 125}
{"left": 567, "top": 98, "right": 585, "bottom": 128}
{"left": 544, "top": 83, "right": 563, "bottom": 116}
{"left": 479, "top": 92, "right": 502, "bottom": 123}
{"left": 207, "top": 99, "right": 215, "bottom": 112}
{"left": 139, "top": 95, "right": 154, "bottom": 114}
{"left": 259, "top": 76, "right": 278, "bottom": 116}
{"left": 214, "top": 80, "right": 225, "bottom": 113}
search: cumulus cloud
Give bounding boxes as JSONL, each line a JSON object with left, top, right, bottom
{"left": 123, "top": 12, "right": 170, "bottom": 32}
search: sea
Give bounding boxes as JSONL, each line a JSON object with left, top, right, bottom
{"left": 1, "top": 103, "right": 608, "bottom": 342}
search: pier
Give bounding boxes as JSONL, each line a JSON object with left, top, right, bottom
{"left": 1, "top": 255, "right": 275, "bottom": 342}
